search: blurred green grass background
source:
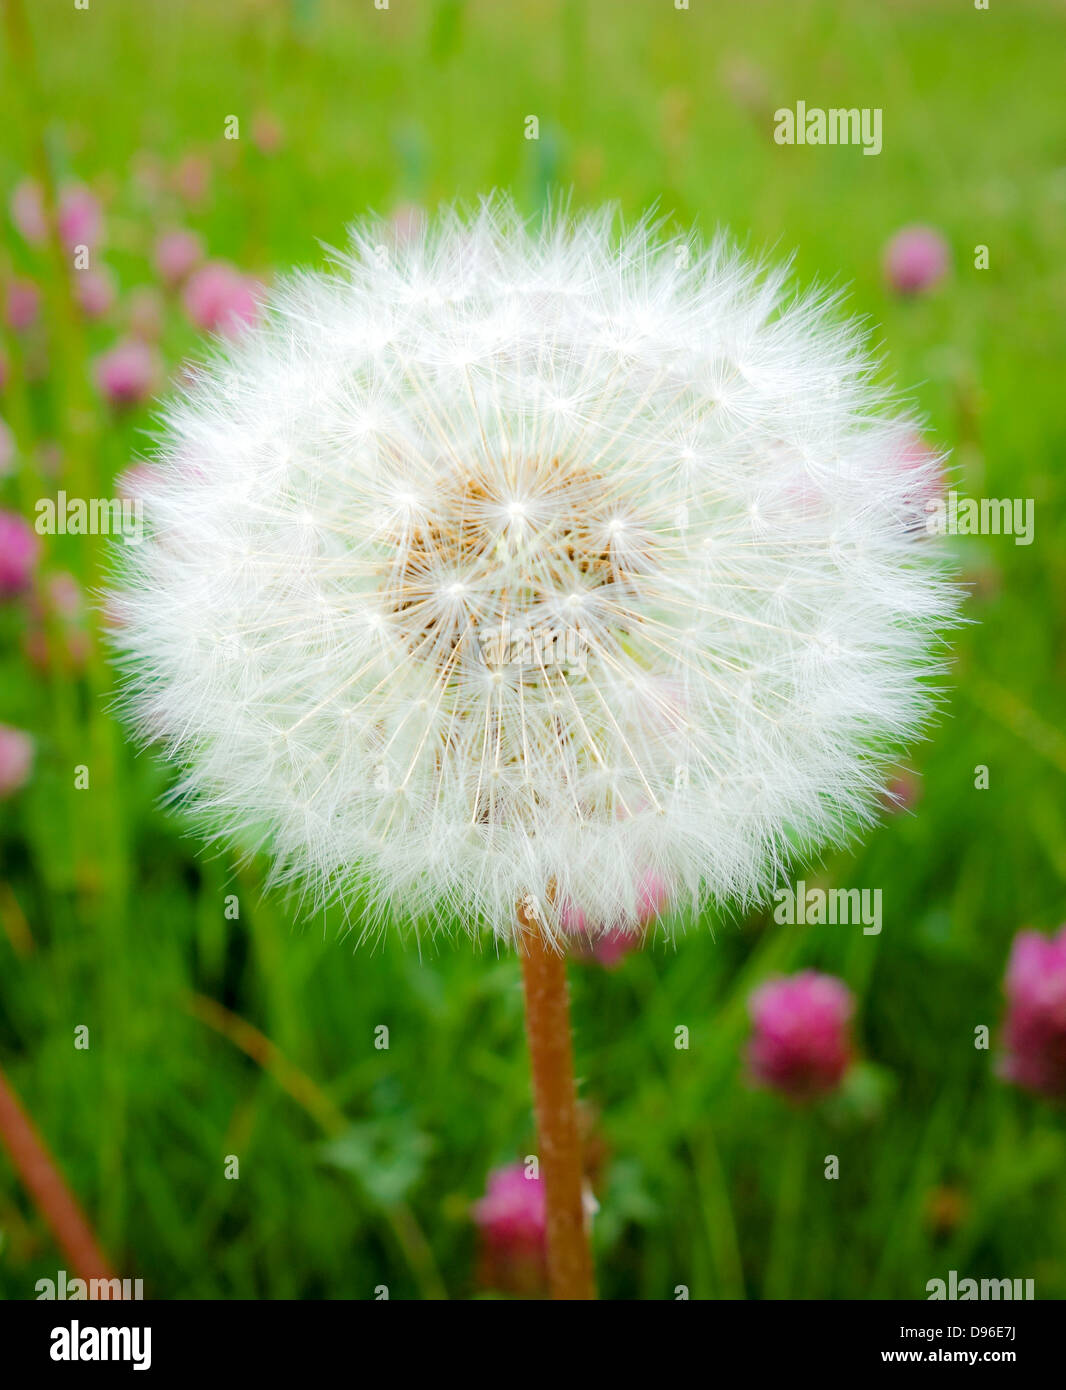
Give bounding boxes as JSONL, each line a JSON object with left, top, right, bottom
{"left": 1, "top": 0, "right": 1064, "bottom": 1298}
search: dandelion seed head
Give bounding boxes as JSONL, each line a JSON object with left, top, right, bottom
{"left": 109, "top": 197, "right": 959, "bottom": 943}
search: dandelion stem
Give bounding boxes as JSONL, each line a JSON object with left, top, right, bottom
{"left": 517, "top": 905, "right": 596, "bottom": 1300}
{"left": 0, "top": 1063, "right": 117, "bottom": 1285}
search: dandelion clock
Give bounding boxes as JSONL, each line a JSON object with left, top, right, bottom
{"left": 108, "top": 198, "right": 959, "bottom": 1298}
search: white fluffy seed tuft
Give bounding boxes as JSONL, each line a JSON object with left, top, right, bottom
{"left": 108, "top": 197, "right": 960, "bottom": 944}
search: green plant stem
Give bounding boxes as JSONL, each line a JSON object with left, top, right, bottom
{"left": 186, "top": 991, "right": 448, "bottom": 1299}
{"left": 689, "top": 1126, "right": 746, "bottom": 1299}
{"left": 762, "top": 1110, "right": 809, "bottom": 1299}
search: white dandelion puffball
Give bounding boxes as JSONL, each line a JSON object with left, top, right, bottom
{"left": 110, "top": 199, "right": 958, "bottom": 943}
